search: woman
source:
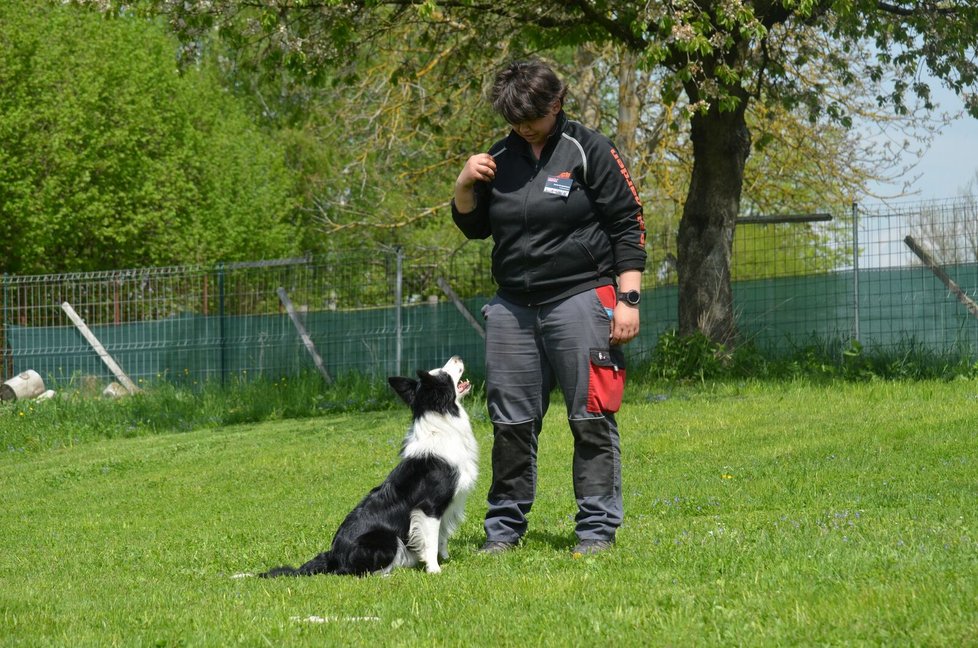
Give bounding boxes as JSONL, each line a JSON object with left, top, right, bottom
{"left": 452, "top": 59, "right": 646, "bottom": 556}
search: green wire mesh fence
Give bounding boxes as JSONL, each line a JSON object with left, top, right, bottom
{"left": 2, "top": 198, "right": 976, "bottom": 388}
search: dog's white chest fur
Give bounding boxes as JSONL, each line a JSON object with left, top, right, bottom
{"left": 403, "top": 410, "right": 478, "bottom": 493}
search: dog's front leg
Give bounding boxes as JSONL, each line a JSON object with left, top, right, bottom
{"left": 438, "top": 500, "right": 465, "bottom": 561}
{"left": 438, "top": 533, "right": 450, "bottom": 562}
{"left": 409, "top": 510, "right": 442, "bottom": 573}
{"left": 438, "top": 514, "right": 456, "bottom": 561}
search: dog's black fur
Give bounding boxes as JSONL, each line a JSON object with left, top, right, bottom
{"left": 260, "top": 357, "right": 476, "bottom": 577}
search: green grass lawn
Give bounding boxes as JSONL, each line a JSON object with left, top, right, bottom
{"left": 2, "top": 379, "right": 977, "bottom": 645}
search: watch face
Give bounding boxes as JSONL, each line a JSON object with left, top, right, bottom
{"left": 620, "top": 290, "right": 640, "bottom": 305}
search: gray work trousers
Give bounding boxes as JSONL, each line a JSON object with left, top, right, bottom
{"left": 481, "top": 288, "right": 625, "bottom": 543}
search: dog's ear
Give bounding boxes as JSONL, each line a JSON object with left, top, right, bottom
{"left": 388, "top": 376, "right": 417, "bottom": 406}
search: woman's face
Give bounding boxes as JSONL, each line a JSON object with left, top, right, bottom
{"left": 510, "top": 101, "right": 560, "bottom": 147}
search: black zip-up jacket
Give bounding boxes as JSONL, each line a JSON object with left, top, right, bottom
{"left": 452, "top": 112, "right": 646, "bottom": 306}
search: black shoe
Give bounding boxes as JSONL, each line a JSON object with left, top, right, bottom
{"left": 479, "top": 540, "right": 518, "bottom": 554}
{"left": 571, "top": 539, "right": 614, "bottom": 556}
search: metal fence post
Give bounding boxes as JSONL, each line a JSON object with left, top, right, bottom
{"left": 394, "top": 247, "right": 403, "bottom": 377}
{"left": 1, "top": 273, "right": 7, "bottom": 378}
{"left": 1, "top": 273, "right": 7, "bottom": 327}
{"left": 852, "top": 202, "right": 860, "bottom": 343}
{"left": 217, "top": 262, "right": 226, "bottom": 386}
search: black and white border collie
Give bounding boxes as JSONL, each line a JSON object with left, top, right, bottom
{"left": 260, "top": 356, "right": 478, "bottom": 577}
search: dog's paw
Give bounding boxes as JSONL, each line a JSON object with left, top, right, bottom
{"left": 425, "top": 563, "right": 442, "bottom": 574}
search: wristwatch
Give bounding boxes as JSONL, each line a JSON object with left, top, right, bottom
{"left": 618, "top": 290, "right": 641, "bottom": 306}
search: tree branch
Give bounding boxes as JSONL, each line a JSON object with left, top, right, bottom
{"left": 876, "top": 1, "right": 915, "bottom": 17}
{"left": 564, "top": 0, "right": 647, "bottom": 51}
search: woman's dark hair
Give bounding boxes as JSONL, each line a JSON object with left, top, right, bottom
{"left": 490, "top": 60, "right": 568, "bottom": 125}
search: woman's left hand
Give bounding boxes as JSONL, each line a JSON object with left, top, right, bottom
{"left": 610, "top": 302, "right": 640, "bottom": 345}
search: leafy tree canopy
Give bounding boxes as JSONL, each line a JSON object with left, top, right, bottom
{"left": 102, "top": 1, "right": 978, "bottom": 120}
{"left": 0, "top": 1, "right": 303, "bottom": 274}
{"left": 69, "top": 0, "right": 978, "bottom": 343}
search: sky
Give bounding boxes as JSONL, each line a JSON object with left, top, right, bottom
{"left": 864, "top": 85, "right": 978, "bottom": 203}
{"left": 853, "top": 83, "right": 977, "bottom": 269}
{"left": 910, "top": 112, "right": 978, "bottom": 200}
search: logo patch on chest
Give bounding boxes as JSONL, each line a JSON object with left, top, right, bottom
{"left": 543, "top": 173, "right": 574, "bottom": 197}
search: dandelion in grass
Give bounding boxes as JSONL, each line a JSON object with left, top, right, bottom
{"left": 721, "top": 473, "right": 734, "bottom": 480}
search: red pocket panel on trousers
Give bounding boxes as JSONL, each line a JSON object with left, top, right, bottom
{"left": 587, "top": 347, "right": 626, "bottom": 413}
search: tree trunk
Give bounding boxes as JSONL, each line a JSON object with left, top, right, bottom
{"left": 573, "top": 48, "right": 602, "bottom": 128}
{"left": 615, "top": 49, "right": 641, "bottom": 164}
{"left": 677, "top": 102, "right": 751, "bottom": 346}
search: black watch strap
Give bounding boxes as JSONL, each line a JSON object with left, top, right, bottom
{"left": 618, "top": 290, "right": 641, "bottom": 306}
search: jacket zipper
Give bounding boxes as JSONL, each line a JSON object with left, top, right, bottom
{"left": 520, "top": 156, "right": 541, "bottom": 294}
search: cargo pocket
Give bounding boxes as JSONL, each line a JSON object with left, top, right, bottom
{"left": 586, "top": 347, "right": 626, "bottom": 414}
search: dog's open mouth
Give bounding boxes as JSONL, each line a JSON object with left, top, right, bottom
{"left": 457, "top": 379, "right": 471, "bottom": 396}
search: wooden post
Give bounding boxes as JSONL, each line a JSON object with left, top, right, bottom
{"left": 276, "top": 287, "right": 333, "bottom": 383}
{"left": 61, "top": 302, "right": 140, "bottom": 394}
{"left": 904, "top": 235, "right": 978, "bottom": 319}
{"left": 436, "top": 277, "right": 485, "bottom": 340}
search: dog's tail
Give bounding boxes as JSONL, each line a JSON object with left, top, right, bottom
{"left": 258, "top": 565, "right": 301, "bottom": 578}
{"left": 259, "top": 551, "right": 335, "bottom": 578}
